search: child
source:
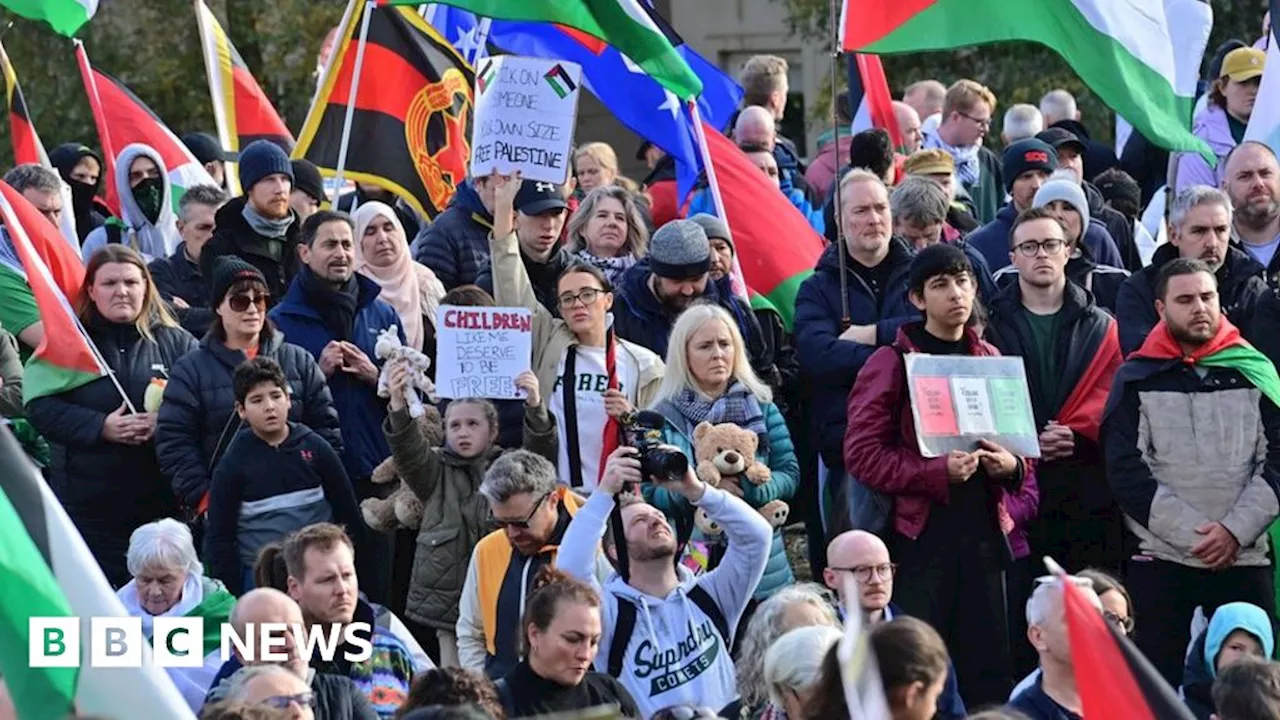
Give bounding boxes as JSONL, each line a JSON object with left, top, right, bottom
{"left": 384, "top": 359, "right": 557, "bottom": 667}
{"left": 205, "top": 357, "right": 364, "bottom": 596}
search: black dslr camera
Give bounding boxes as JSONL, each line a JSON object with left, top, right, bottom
{"left": 619, "top": 410, "right": 689, "bottom": 482}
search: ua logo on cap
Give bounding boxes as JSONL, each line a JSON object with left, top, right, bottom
{"left": 534, "top": 182, "right": 558, "bottom": 193}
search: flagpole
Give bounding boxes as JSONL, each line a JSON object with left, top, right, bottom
{"left": 330, "top": 0, "right": 375, "bottom": 202}
{"left": 73, "top": 41, "right": 117, "bottom": 181}
{"left": 830, "top": 0, "right": 850, "bottom": 329}
{"left": 688, "top": 101, "right": 749, "bottom": 302}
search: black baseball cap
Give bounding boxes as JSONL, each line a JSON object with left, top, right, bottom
{"left": 181, "top": 132, "right": 234, "bottom": 164}
{"left": 1035, "top": 127, "right": 1087, "bottom": 157}
{"left": 515, "top": 179, "right": 568, "bottom": 215}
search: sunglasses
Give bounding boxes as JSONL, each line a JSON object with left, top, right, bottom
{"left": 259, "top": 692, "right": 315, "bottom": 710}
{"left": 228, "top": 293, "right": 269, "bottom": 312}
{"left": 489, "top": 491, "right": 550, "bottom": 529}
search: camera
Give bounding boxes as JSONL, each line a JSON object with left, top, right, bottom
{"left": 620, "top": 410, "right": 689, "bottom": 482}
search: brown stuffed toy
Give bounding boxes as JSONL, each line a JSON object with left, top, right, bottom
{"left": 691, "top": 421, "right": 788, "bottom": 529}
{"left": 361, "top": 404, "right": 444, "bottom": 532}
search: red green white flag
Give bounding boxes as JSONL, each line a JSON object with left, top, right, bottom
{"left": 841, "top": 0, "right": 1214, "bottom": 161}
{"left": 0, "top": 181, "right": 108, "bottom": 403}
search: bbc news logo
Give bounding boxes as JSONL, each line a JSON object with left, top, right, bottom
{"left": 29, "top": 618, "right": 374, "bottom": 668}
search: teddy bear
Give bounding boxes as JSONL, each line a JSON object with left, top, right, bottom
{"left": 360, "top": 403, "right": 444, "bottom": 532}
{"left": 695, "top": 499, "right": 790, "bottom": 538}
{"left": 374, "top": 325, "right": 439, "bottom": 419}
{"left": 692, "top": 421, "right": 772, "bottom": 493}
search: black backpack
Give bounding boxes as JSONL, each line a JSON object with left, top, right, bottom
{"left": 605, "top": 585, "right": 730, "bottom": 679}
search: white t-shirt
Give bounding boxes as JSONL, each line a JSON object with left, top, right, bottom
{"left": 549, "top": 345, "right": 641, "bottom": 492}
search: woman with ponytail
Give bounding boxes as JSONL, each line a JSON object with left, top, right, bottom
{"left": 487, "top": 173, "right": 664, "bottom": 493}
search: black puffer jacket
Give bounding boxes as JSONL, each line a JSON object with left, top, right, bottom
{"left": 201, "top": 196, "right": 301, "bottom": 304}
{"left": 156, "top": 327, "right": 343, "bottom": 509}
{"left": 26, "top": 318, "right": 197, "bottom": 535}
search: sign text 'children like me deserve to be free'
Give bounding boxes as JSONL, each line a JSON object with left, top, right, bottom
{"left": 435, "top": 306, "right": 533, "bottom": 400}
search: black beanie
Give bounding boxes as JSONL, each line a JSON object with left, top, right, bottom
{"left": 909, "top": 242, "right": 972, "bottom": 293}
{"left": 211, "top": 256, "right": 267, "bottom": 307}
{"left": 290, "top": 159, "right": 326, "bottom": 205}
{"left": 238, "top": 140, "right": 294, "bottom": 192}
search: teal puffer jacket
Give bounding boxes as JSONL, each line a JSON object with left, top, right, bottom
{"left": 644, "top": 399, "right": 799, "bottom": 599}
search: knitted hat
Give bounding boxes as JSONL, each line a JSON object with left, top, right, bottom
{"left": 903, "top": 149, "right": 955, "bottom": 177}
{"left": 687, "top": 213, "right": 733, "bottom": 254}
{"left": 909, "top": 242, "right": 972, "bottom": 292}
{"left": 290, "top": 159, "right": 326, "bottom": 205}
{"left": 238, "top": 140, "right": 294, "bottom": 192}
{"left": 211, "top": 256, "right": 268, "bottom": 307}
{"left": 1033, "top": 177, "right": 1092, "bottom": 233}
{"left": 1002, "top": 139, "right": 1058, "bottom": 191}
{"left": 181, "top": 132, "right": 232, "bottom": 165}
{"left": 649, "top": 219, "right": 710, "bottom": 279}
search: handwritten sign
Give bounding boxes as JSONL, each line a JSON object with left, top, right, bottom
{"left": 904, "top": 354, "right": 1039, "bottom": 458}
{"left": 471, "top": 55, "right": 582, "bottom": 184}
{"left": 435, "top": 305, "right": 533, "bottom": 400}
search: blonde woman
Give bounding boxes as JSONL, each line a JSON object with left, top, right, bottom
{"left": 646, "top": 303, "right": 798, "bottom": 599}
{"left": 565, "top": 185, "right": 650, "bottom": 286}
{"left": 573, "top": 142, "right": 621, "bottom": 194}
{"left": 27, "top": 244, "right": 197, "bottom": 587}
{"left": 352, "top": 201, "right": 445, "bottom": 357}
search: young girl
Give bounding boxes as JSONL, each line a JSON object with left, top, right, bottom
{"left": 870, "top": 617, "right": 953, "bottom": 720}
{"left": 384, "top": 362, "right": 557, "bottom": 667}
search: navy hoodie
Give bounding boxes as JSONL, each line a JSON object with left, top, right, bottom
{"left": 410, "top": 181, "right": 494, "bottom": 290}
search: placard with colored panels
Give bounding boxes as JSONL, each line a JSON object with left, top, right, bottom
{"left": 904, "top": 353, "right": 1040, "bottom": 458}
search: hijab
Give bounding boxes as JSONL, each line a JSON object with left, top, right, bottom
{"left": 352, "top": 201, "right": 440, "bottom": 350}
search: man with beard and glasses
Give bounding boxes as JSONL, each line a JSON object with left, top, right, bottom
{"left": 1222, "top": 142, "right": 1280, "bottom": 283}
{"left": 270, "top": 211, "right": 399, "bottom": 606}
{"left": 81, "top": 144, "right": 182, "bottom": 262}
{"left": 610, "top": 218, "right": 763, "bottom": 360}
{"left": 1103, "top": 258, "right": 1280, "bottom": 687}
{"left": 203, "top": 140, "right": 302, "bottom": 303}
{"left": 556, "top": 445, "right": 771, "bottom": 718}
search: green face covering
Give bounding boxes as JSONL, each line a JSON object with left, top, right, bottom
{"left": 132, "top": 177, "right": 164, "bottom": 224}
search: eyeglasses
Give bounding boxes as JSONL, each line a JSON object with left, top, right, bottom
{"left": 1104, "top": 610, "right": 1134, "bottom": 635}
{"left": 1013, "top": 239, "right": 1066, "bottom": 257}
{"left": 958, "top": 110, "right": 992, "bottom": 129}
{"left": 557, "top": 288, "right": 605, "bottom": 308}
{"left": 259, "top": 692, "right": 315, "bottom": 710}
{"left": 830, "top": 563, "right": 898, "bottom": 583}
{"left": 228, "top": 293, "right": 269, "bottom": 312}
{"left": 490, "top": 491, "right": 550, "bottom": 529}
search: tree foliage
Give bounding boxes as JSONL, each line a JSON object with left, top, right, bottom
{"left": 0, "top": 0, "right": 347, "bottom": 168}
{"left": 778, "top": 0, "right": 1269, "bottom": 145}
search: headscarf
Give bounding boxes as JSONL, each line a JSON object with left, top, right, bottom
{"left": 352, "top": 201, "right": 433, "bottom": 350}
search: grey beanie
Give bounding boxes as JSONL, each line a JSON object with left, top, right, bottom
{"left": 1032, "top": 178, "right": 1091, "bottom": 234}
{"left": 687, "top": 213, "right": 733, "bottom": 253}
{"left": 649, "top": 219, "right": 711, "bottom": 279}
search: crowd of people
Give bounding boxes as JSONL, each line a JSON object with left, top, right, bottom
{"left": 3, "top": 17, "right": 1280, "bottom": 720}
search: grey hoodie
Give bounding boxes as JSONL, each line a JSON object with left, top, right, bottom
{"left": 557, "top": 486, "right": 772, "bottom": 718}
{"left": 81, "top": 143, "right": 180, "bottom": 261}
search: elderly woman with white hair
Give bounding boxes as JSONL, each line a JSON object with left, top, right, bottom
{"left": 352, "top": 200, "right": 445, "bottom": 358}
{"left": 116, "top": 518, "right": 235, "bottom": 711}
{"left": 761, "top": 625, "right": 843, "bottom": 720}
{"left": 732, "top": 584, "right": 840, "bottom": 720}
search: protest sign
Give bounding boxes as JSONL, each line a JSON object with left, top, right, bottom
{"left": 904, "top": 354, "right": 1040, "bottom": 458}
{"left": 435, "top": 305, "right": 533, "bottom": 400}
{"left": 471, "top": 55, "right": 582, "bottom": 183}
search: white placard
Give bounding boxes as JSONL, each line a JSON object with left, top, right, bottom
{"left": 950, "top": 377, "right": 997, "bottom": 435}
{"left": 470, "top": 55, "right": 582, "bottom": 184}
{"left": 435, "top": 305, "right": 533, "bottom": 400}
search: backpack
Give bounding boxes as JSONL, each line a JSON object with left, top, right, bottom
{"left": 606, "top": 585, "right": 729, "bottom": 679}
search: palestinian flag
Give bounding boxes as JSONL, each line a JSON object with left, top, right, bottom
{"left": 0, "top": 0, "right": 97, "bottom": 36}
{"left": 0, "top": 427, "right": 196, "bottom": 720}
{"left": 1054, "top": 319, "right": 1121, "bottom": 443}
{"left": 194, "top": 0, "right": 294, "bottom": 195}
{"left": 294, "top": 3, "right": 473, "bottom": 220}
{"left": 699, "top": 120, "right": 824, "bottom": 330}
{"left": 847, "top": 53, "right": 901, "bottom": 149}
{"left": 0, "top": 37, "right": 49, "bottom": 167}
{"left": 0, "top": 182, "right": 108, "bottom": 402}
{"left": 74, "top": 42, "right": 217, "bottom": 216}
{"left": 840, "top": 0, "right": 1214, "bottom": 161}
{"left": 1058, "top": 568, "right": 1195, "bottom": 719}
{"left": 388, "top": 0, "right": 701, "bottom": 99}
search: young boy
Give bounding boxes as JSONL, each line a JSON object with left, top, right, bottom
{"left": 205, "top": 357, "right": 364, "bottom": 596}
{"left": 843, "top": 243, "right": 1031, "bottom": 708}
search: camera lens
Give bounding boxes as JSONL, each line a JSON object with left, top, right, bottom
{"left": 650, "top": 448, "right": 688, "bottom": 480}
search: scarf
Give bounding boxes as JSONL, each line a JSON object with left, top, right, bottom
{"left": 924, "top": 131, "right": 981, "bottom": 186}
{"left": 671, "top": 381, "right": 769, "bottom": 445}
{"left": 299, "top": 266, "right": 360, "bottom": 341}
{"left": 241, "top": 202, "right": 295, "bottom": 239}
{"left": 575, "top": 248, "right": 637, "bottom": 287}
{"left": 352, "top": 201, "right": 444, "bottom": 351}
{"left": 1131, "top": 316, "right": 1280, "bottom": 408}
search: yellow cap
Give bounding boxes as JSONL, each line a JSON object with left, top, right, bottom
{"left": 1221, "top": 47, "right": 1266, "bottom": 83}
{"left": 903, "top": 149, "right": 955, "bottom": 177}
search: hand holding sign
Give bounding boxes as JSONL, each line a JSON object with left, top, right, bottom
{"left": 514, "top": 370, "right": 541, "bottom": 407}
{"left": 490, "top": 170, "right": 521, "bottom": 239}
{"left": 975, "top": 438, "right": 1018, "bottom": 479}
{"left": 946, "top": 450, "right": 979, "bottom": 484}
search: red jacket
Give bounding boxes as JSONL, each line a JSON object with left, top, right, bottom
{"left": 843, "top": 323, "right": 1031, "bottom": 539}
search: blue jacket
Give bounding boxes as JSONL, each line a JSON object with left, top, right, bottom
{"left": 410, "top": 181, "right": 494, "bottom": 290}
{"left": 645, "top": 399, "right": 799, "bottom": 599}
{"left": 793, "top": 239, "right": 917, "bottom": 466}
{"left": 967, "top": 203, "right": 1124, "bottom": 273}
{"left": 270, "top": 272, "right": 402, "bottom": 480}
{"left": 686, "top": 181, "right": 823, "bottom": 235}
